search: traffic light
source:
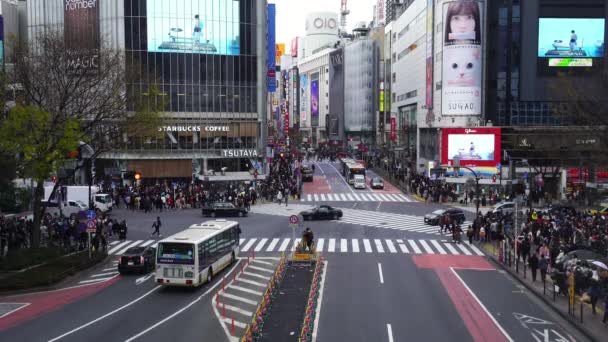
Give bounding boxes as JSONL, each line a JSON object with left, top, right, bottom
{"left": 134, "top": 172, "right": 142, "bottom": 181}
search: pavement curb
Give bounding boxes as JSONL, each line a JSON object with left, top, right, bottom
{"left": 481, "top": 247, "right": 601, "bottom": 342}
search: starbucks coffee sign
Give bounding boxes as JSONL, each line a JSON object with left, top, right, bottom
{"left": 222, "top": 149, "right": 259, "bottom": 158}
{"left": 158, "top": 125, "right": 230, "bottom": 132}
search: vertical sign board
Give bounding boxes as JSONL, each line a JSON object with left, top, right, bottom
{"left": 328, "top": 48, "right": 345, "bottom": 142}
{"left": 441, "top": 0, "right": 484, "bottom": 116}
{"left": 0, "top": 13, "right": 4, "bottom": 70}
{"left": 64, "top": 0, "right": 100, "bottom": 73}
{"left": 425, "top": 0, "right": 434, "bottom": 108}
{"left": 267, "top": 4, "right": 277, "bottom": 92}
{"left": 291, "top": 37, "right": 298, "bottom": 57}
{"left": 311, "top": 73, "right": 320, "bottom": 127}
{"left": 390, "top": 117, "right": 396, "bottom": 142}
{"left": 300, "top": 74, "right": 308, "bottom": 123}
{"left": 275, "top": 43, "right": 285, "bottom": 66}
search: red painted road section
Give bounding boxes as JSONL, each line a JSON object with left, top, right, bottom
{"left": 0, "top": 276, "right": 120, "bottom": 331}
{"left": 303, "top": 176, "right": 331, "bottom": 194}
{"left": 413, "top": 255, "right": 509, "bottom": 342}
{"left": 370, "top": 178, "right": 402, "bottom": 194}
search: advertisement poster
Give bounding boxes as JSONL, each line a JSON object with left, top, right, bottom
{"left": 390, "top": 117, "right": 396, "bottom": 142}
{"left": 275, "top": 43, "right": 285, "bottom": 65}
{"left": 64, "top": 0, "right": 100, "bottom": 71}
{"left": 441, "top": 127, "right": 501, "bottom": 167}
{"left": 441, "top": 0, "right": 483, "bottom": 116}
{"left": 267, "top": 4, "right": 276, "bottom": 92}
{"left": 538, "top": 18, "right": 604, "bottom": 59}
{"left": 300, "top": 74, "right": 308, "bottom": 122}
{"left": 425, "top": 0, "right": 434, "bottom": 108}
{"left": 291, "top": 37, "right": 298, "bottom": 57}
{"left": 0, "top": 15, "right": 4, "bottom": 69}
{"left": 311, "top": 74, "right": 319, "bottom": 127}
{"left": 146, "top": 0, "right": 240, "bottom": 55}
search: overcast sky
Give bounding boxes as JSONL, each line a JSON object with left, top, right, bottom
{"left": 269, "top": 0, "right": 377, "bottom": 44}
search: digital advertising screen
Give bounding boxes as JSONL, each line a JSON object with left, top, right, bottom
{"left": 311, "top": 77, "right": 319, "bottom": 123}
{"left": 441, "top": 127, "right": 501, "bottom": 167}
{"left": 146, "top": 0, "right": 240, "bottom": 55}
{"left": 538, "top": 18, "right": 605, "bottom": 60}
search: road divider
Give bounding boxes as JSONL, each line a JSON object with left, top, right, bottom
{"left": 298, "top": 256, "right": 326, "bottom": 342}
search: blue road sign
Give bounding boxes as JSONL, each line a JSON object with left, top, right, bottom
{"left": 78, "top": 210, "right": 96, "bottom": 221}
{"left": 496, "top": 163, "right": 502, "bottom": 170}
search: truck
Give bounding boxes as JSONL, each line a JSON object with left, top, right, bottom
{"left": 44, "top": 185, "right": 113, "bottom": 213}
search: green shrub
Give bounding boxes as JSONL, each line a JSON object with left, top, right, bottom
{"left": 0, "top": 247, "right": 67, "bottom": 271}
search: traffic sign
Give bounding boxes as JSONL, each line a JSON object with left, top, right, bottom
{"left": 86, "top": 219, "right": 97, "bottom": 233}
{"left": 289, "top": 215, "right": 299, "bottom": 225}
{"left": 78, "top": 210, "right": 96, "bottom": 221}
{"left": 496, "top": 163, "right": 501, "bottom": 170}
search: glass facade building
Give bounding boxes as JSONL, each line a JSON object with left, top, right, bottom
{"left": 26, "top": 0, "right": 267, "bottom": 179}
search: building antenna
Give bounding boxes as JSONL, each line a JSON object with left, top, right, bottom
{"left": 340, "top": 0, "right": 350, "bottom": 33}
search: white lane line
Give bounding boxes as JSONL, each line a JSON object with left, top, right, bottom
{"left": 239, "top": 239, "right": 245, "bottom": 245}
{"left": 116, "top": 240, "right": 144, "bottom": 255}
{"left": 419, "top": 240, "right": 435, "bottom": 254}
{"left": 352, "top": 193, "right": 361, "bottom": 201}
{"left": 291, "top": 238, "right": 301, "bottom": 252}
{"left": 224, "top": 304, "right": 253, "bottom": 317}
{"left": 251, "top": 259, "right": 273, "bottom": 266}
{"left": 140, "top": 240, "right": 155, "bottom": 247}
{"left": 374, "top": 239, "right": 385, "bottom": 253}
{"left": 78, "top": 277, "right": 115, "bottom": 284}
{"left": 241, "top": 238, "right": 257, "bottom": 252}
{"left": 107, "top": 241, "right": 131, "bottom": 255}
{"left": 266, "top": 238, "right": 280, "bottom": 252}
{"left": 278, "top": 238, "right": 291, "bottom": 252}
{"left": 328, "top": 162, "right": 355, "bottom": 194}
{"left": 247, "top": 265, "right": 274, "bottom": 274}
{"left": 363, "top": 239, "right": 372, "bottom": 253}
{"left": 385, "top": 240, "right": 397, "bottom": 253}
{"left": 221, "top": 292, "right": 258, "bottom": 306}
{"left": 311, "top": 261, "right": 328, "bottom": 342}
{"left": 346, "top": 194, "right": 354, "bottom": 201}
{"left": 456, "top": 243, "right": 473, "bottom": 255}
{"left": 430, "top": 240, "right": 447, "bottom": 255}
{"left": 328, "top": 239, "right": 336, "bottom": 253}
{"left": 387, "top": 324, "right": 394, "bottom": 342}
{"left": 378, "top": 263, "right": 384, "bottom": 284}
{"left": 228, "top": 284, "right": 263, "bottom": 296}
{"left": 398, "top": 243, "right": 409, "bottom": 253}
{"left": 221, "top": 317, "right": 247, "bottom": 329}
{"left": 236, "top": 278, "right": 266, "bottom": 288}
{"left": 102, "top": 267, "right": 117, "bottom": 272}
{"left": 450, "top": 268, "right": 515, "bottom": 342}
{"left": 467, "top": 242, "right": 485, "bottom": 256}
{"left": 443, "top": 242, "right": 460, "bottom": 255}
{"left": 314, "top": 194, "right": 319, "bottom": 201}
{"left": 408, "top": 240, "right": 422, "bottom": 254}
{"left": 109, "top": 241, "right": 120, "bottom": 246}
{"left": 90, "top": 272, "right": 119, "bottom": 278}
{"left": 243, "top": 271, "right": 270, "bottom": 280}
{"left": 254, "top": 238, "right": 268, "bottom": 252}
{"left": 316, "top": 238, "right": 325, "bottom": 252}
{"left": 340, "top": 239, "right": 348, "bottom": 252}
{"left": 307, "top": 194, "right": 312, "bottom": 201}
{"left": 49, "top": 285, "right": 161, "bottom": 342}
{"left": 352, "top": 239, "right": 360, "bottom": 253}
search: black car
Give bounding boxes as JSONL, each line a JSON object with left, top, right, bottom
{"left": 118, "top": 246, "right": 156, "bottom": 274}
{"left": 424, "top": 208, "right": 466, "bottom": 225}
{"left": 202, "top": 202, "right": 248, "bottom": 217}
{"left": 302, "top": 166, "right": 314, "bottom": 182}
{"left": 300, "top": 205, "right": 343, "bottom": 221}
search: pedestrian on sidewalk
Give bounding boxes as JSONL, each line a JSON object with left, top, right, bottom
{"left": 529, "top": 252, "right": 539, "bottom": 282}
{"left": 588, "top": 281, "right": 601, "bottom": 315}
{"left": 467, "top": 225, "right": 474, "bottom": 245}
{"left": 151, "top": 216, "right": 162, "bottom": 237}
{"left": 539, "top": 256, "right": 549, "bottom": 284}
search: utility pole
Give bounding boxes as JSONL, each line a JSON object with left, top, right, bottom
{"left": 454, "top": 157, "right": 481, "bottom": 217}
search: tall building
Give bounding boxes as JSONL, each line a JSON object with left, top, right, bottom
{"left": 25, "top": 0, "right": 268, "bottom": 183}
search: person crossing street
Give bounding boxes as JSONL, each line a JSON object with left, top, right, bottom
{"left": 151, "top": 216, "right": 162, "bottom": 238}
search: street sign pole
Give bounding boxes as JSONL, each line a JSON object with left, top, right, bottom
{"left": 88, "top": 232, "right": 91, "bottom": 259}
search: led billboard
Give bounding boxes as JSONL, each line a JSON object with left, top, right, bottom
{"left": 146, "top": 0, "right": 240, "bottom": 55}
{"left": 538, "top": 18, "right": 604, "bottom": 59}
{"left": 441, "top": 127, "right": 501, "bottom": 167}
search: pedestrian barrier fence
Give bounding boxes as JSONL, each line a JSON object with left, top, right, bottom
{"left": 298, "top": 256, "right": 325, "bottom": 342}
{"left": 240, "top": 252, "right": 287, "bottom": 342}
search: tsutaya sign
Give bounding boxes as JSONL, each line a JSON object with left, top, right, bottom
{"left": 222, "top": 149, "right": 259, "bottom": 158}
{"left": 158, "top": 126, "right": 230, "bottom": 132}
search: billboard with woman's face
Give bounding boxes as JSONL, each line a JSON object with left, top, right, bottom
{"left": 442, "top": 0, "right": 483, "bottom": 116}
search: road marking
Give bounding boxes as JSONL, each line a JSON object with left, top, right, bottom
{"left": 352, "top": 239, "right": 360, "bottom": 253}
{"left": 236, "top": 278, "right": 266, "bottom": 288}
{"left": 328, "top": 162, "right": 355, "bottom": 194}
{"left": 387, "top": 324, "right": 394, "bottom": 342}
{"left": 239, "top": 239, "right": 245, "bottom": 245}
{"left": 109, "top": 241, "right": 120, "bottom": 246}
{"left": 220, "top": 317, "right": 247, "bottom": 329}
{"left": 311, "top": 261, "right": 328, "bottom": 342}
{"left": 320, "top": 194, "right": 326, "bottom": 201}
{"left": 115, "top": 240, "right": 144, "bottom": 255}
{"left": 374, "top": 239, "right": 385, "bottom": 253}
{"left": 78, "top": 277, "right": 115, "bottom": 284}
{"left": 241, "top": 238, "right": 257, "bottom": 252}
{"left": 307, "top": 194, "right": 312, "bottom": 201}
{"left": 385, "top": 240, "right": 397, "bottom": 253}
{"left": 224, "top": 304, "right": 253, "bottom": 317}
{"left": 430, "top": 240, "right": 447, "bottom": 255}
{"left": 378, "top": 263, "right": 384, "bottom": 284}
{"left": 419, "top": 240, "right": 435, "bottom": 254}
{"left": 455, "top": 243, "right": 472, "bottom": 255}
{"left": 466, "top": 242, "right": 485, "bottom": 256}
{"left": 316, "top": 238, "right": 325, "bottom": 252}
{"left": 140, "top": 240, "right": 155, "bottom": 247}
{"left": 135, "top": 274, "right": 154, "bottom": 285}
{"left": 328, "top": 239, "right": 336, "bottom": 253}
{"left": 90, "top": 272, "right": 118, "bottom": 278}
{"left": 254, "top": 238, "right": 268, "bottom": 252}
{"left": 408, "top": 240, "right": 422, "bottom": 254}
{"left": 251, "top": 259, "right": 273, "bottom": 266}
{"left": 107, "top": 241, "right": 131, "bottom": 255}
{"left": 363, "top": 239, "right": 373, "bottom": 253}
{"left": 102, "top": 267, "right": 116, "bottom": 272}
{"left": 278, "top": 238, "right": 290, "bottom": 252}
{"left": 314, "top": 194, "right": 319, "bottom": 201}
{"left": 221, "top": 292, "right": 258, "bottom": 306}
{"left": 49, "top": 285, "right": 161, "bottom": 341}
{"left": 352, "top": 193, "right": 361, "bottom": 201}
{"left": 247, "top": 265, "right": 274, "bottom": 274}
{"left": 243, "top": 271, "right": 270, "bottom": 280}
{"left": 291, "top": 238, "right": 301, "bottom": 251}
{"left": 443, "top": 242, "right": 460, "bottom": 255}
{"left": 228, "top": 284, "right": 263, "bottom": 296}
{"left": 346, "top": 194, "right": 354, "bottom": 201}
{"left": 341, "top": 239, "right": 348, "bottom": 252}
{"left": 378, "top": 194, "right": 390, "bottom": 202}
{"left": 266, "top": 238, "right": 280, "bottom": 252}
{"left": 340, "top": 194, "right": 348, "bottom": 201}
{"left": 398, "top": 242, "right": 409, "bottom": 253}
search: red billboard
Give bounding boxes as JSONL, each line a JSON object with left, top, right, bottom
{"left": 441, "top": 127, "right": 501, "bottom": 167}
{"left": 390, "top": 117, "right": 396, "bottom": 142}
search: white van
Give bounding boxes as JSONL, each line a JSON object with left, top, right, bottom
{"left": 353, "top": 175, "right": 366, "bottom": 189}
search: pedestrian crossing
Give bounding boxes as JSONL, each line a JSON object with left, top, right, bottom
{"left": 249, "top": 204, "right": 473, "bottom": 236}
{"left": 108, "top": 239, "right": 158, "bottom": 255}
{"left": 107, "top": 237, "right": 484, "bottom": 256}
{"left": 300, "top": 193, "right": 413, "bottom": 203}
{"left": 237, "top": 237, "right": 484, "bottom": 256}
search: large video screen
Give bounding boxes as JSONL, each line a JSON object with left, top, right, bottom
{"left": 441, "top": 128, "right": 501, "bottom": 168}
{"left": 146, "top": 0, "right": 240, "bottom": 55}
{"left": 538, "top": 18, "right": 605, "bottom": 59}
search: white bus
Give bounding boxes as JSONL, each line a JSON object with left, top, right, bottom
{"left": 155, "top": 219, "right": 240, "bottom": 287}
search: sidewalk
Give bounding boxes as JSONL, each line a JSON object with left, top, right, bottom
{"left": 481, "top": 242, "right": 606, "bottom": 341}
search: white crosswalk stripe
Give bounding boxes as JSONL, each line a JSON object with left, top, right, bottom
{"left": 107, "top": 239, "right": 161, "bottom": 255}
{"left": 249, "top": 204, "right": 473, "bottom": 237}
{"left": 299, "top": 192, "right": 414, "bottom": 202}
{"left": 320, "top": 194, "right": 326, "bottom": 201}
{"left": 241, "top": 238, "right": 257, "bottom": 252}
{"left": 233, "top": 237, "right": 482, "bottom": 256}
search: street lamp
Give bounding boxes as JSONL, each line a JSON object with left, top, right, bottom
{"left": 453, "top": 157, "right": 481, "bottom": 217}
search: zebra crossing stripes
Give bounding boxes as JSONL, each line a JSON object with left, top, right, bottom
{"left": 266, "top": 238, "right": 280, "bottom": 252}
{"left": 301, "top": 193, "right": 413, "bottom": 203}
{"left": 316, "top": 238, "right": 325, "bottom": 252}
{"left": 363, "top": 239, "right": 372, "bottom": 253}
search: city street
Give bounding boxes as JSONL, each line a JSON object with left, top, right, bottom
{"left": 0, "top": 162, "right": 589, "bottom": 342}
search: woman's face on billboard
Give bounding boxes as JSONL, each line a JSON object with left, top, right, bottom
{"left": 450, "top": 14, "right": 476, "bottom": 33}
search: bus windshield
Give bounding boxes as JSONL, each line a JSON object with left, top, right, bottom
{"left": 157, "top": 243, "right": 194, "bottom": 264}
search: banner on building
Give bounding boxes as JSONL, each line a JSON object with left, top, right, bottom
{"left": 300, "top": 74, "right": 308, "bottom": 122}
{"left": 64, "top": 0, "right": 100, "bottom": 73}
{"left": 291, "top": 37, "right": 298, "bottom": 57}
{"left": 0, "top": 14, "right": 4, "bottom": 69}
{"left": 311, "top": 73, "right": 319, "bottom": 127}
{"left": 275, "top": 43, "right": 285, "bottom": 66}
{"left": 441, "top": 0, "right": 483, "bottom": 116}
{"left": 425, "top": 0, "right": 434, "bottom": 109}
{"left": 267, "top": 4, "right": 277, "bottom": 92}
{"left": 390, "top": 117, "right": 396, "bottom": 142}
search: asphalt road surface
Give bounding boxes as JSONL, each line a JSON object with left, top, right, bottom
{"left": 0, "top": 161, "right": 588, "bottom": 341}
